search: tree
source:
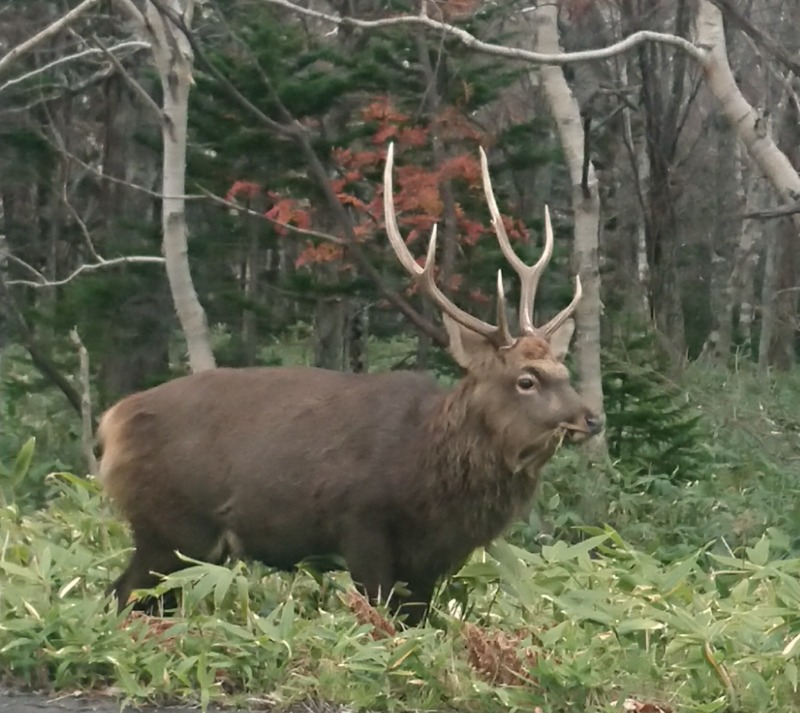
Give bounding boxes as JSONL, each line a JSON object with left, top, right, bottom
{"left": 116, "top": 0, "right": 215, "bottom": 372}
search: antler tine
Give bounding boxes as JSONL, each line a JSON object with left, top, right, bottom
{"left": 384, "top": 142, "right": 513, "bottom": 345}
{"left": 496, "top": 270, "right": 512, "bottom": 345}
{"left": 480, "top": 147, "right": 554, "bottom": 335}
{"left": 541, "top": 275, "right": 583, "bottom": 337}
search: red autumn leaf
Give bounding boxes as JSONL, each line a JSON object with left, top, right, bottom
{"left": 460, "top": 218, "right": 486, "bottom": 246}
{"left": 340, "top": 194, "right": 369, "bottom": 211}
{"left": 361, "top": 98, "right": 410, "bottom": 125}
{"left": 441, "top": 154, "right": 482, "bottom": 184}
{"left": 295, "top": 242, "right": 344, "bottom": 268}
{"left": 226, "top": 180, "right": 262, "bottom": 202}
{"left": 446, "top": 273, "right": 464, "bottom": 292}
{"left": 265, "top": 198, "right": 311, "bottom": 235}
{"left": 372, "top": 124, "right": 401, "bottom": 145}
{"left": 352, "top": 223, "right": 373, "bottom": 240}
{"left": 469, "top": 288, "right": 491, "bottom": 304}
{"left": 398, "top": 126, "right": 429, "bottom": 148}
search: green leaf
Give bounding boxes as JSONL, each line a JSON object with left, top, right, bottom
{"left": 616, "top": 618, "right": 666, "bottom": 635}
{"left": 786, "top": 661, "right": 798, "bottom": 692}
{"left": 213, "top": 567, "right": 235, "bottom": 609}
{"left": 12, "top": 437, "right": 36, "bottom": 486}
{"left": 661, "top": 552, "right": 700, "bottom": 594}
{"left": 747, "top": 535, "right": 770, "bottom": 567}
{"left": 0, "top": 561, "right": 39, "bottom": 581}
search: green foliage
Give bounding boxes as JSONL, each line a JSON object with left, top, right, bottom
{"left": 603, "top": 333, "right": 713, "bottom": 483}
{"left": 1, "top": 347, "right": 79, "bottom": 508}
{"left": 2, "top": 462, "right": 800, "bottom": 711}
{"left": 4, "top": 335, "right": 800, "bottom": 710}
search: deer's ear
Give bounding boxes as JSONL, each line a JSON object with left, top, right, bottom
{"left": 443, "top": 314, "right": 496, "bottom": 370}
{"left": 548, "top": 318, "right": 576, "bottom": 362}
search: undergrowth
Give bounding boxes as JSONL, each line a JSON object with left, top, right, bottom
{"left": 1, "top": 433, "right": 800, "bottom": 712}
{"left": 3, "top": 341, "right": 800, "bottom": 711}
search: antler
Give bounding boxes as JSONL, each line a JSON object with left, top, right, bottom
{"left": 479, "top": 147, "right": 582, "bottom": 338}
{"left": 383, "top": 143, "right": 582, "bottom": 346}
{"left": 383, "top": 143, "right": 514, "bottom": 348}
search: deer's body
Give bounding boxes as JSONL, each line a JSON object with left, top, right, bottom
{"left": 99, "top": 144, "right": 600, "bottom": 624}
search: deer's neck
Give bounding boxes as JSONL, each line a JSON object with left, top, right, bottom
{"left": 419, "top": 381, "right": 545, "bottom": 541}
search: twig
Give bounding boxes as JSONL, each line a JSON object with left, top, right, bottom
{"left": 61, "top": 181, "right": 102, "bottom": 262}
{"left": 198, "top": 187, "right": 345, "bottom": 244}
{"left": 0, "top": 41, "right": 149, "bottom": 95}
{"left": 743, "top": 202, "right": 800, "bottom": 220}
{"left": 0, "top": 274, "right": 86, "bottom": 419}
{"left": 0, "top": 0, "right": 102, "bottom": 78}
{"left": 703, "top": 641, "right": 738, "bottom": 710}
{"left": 91, "top": 34, "right": 164, "bottom": 122}
{"left": 9, "top": 255, "right": 165, "bottom": 288}
{"left": 69, "top": 328, "right": 98, "bottom": 476}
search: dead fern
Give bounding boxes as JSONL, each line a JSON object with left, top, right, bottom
{"left": 463, "top": 622, "right": 538, "bottom": 687}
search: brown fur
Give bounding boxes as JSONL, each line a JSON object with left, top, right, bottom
{"left": 99, "top": 331, "right": 598, "bottom": 625}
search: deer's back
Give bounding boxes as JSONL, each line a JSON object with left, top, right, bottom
{"left": 98, "top": 367, "right": 443, "bottom": 565}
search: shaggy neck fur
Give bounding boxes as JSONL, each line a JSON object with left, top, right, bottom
{"left": 417, "top": 376, "right": 560, "bottom": 547}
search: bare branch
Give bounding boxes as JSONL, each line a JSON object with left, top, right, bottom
{"left": 198, "top": 187, "right": 345, "bottom": 244}
{"left": 708, "top": 0, "right": 800, "bottom": 77}
{"left": 259, "top": 0, "right": 704, "bottom": 64}
{"left": 60, "top": 179, "right": 102, "bottom": 262}
{"left": 744, "top": 203, "right": 800, "bottom": 220}
{"left": 6, "top": 253, "right": 47, "bottom": 283}
{"left": 0, "top": 274, "right": 87, "bottom": 419}
{"left": 0, "top": 0, "right": 102, "bottom": 78}
{"left": 114, "top": 0, "right": 148, "bottom": 29}
{"left": 0, "top": 41, "right": 149, "bottom": 95}
{"left": 9, "top": 255, "right": 166, "bottom": 288}
{"left": 91, "top": 34, "right": 164, "bottom": 122}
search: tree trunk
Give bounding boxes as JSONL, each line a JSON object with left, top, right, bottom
{"left": 313, "top": 296, "right": 345, "bottom": 370}
{"left": 533, "top": 3, "right": 606, "bottom": 449}
{"left": 724, "top": 162, "right": 766, "bottom": 359}
{"left": 346, "top": 302, "right": 369, "bottom": 373}
{"left": 140, "top": 0, "right": 216, "bottom": 372}
{"left": 696, "top": 1, "right": 800, "bottom": 238}
{"left": 702, "top": 117, "right": 744, "bottom": 362}
{"left": 242, "top": 200, "right": 263, "bottom": 366}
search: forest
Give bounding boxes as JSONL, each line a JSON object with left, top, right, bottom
{"left": 1, "top": 0, "right": 800, "bottom": 711}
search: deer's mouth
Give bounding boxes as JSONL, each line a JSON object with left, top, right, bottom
{"left": 558, "top": 422, "right": 594, "bottom": 444}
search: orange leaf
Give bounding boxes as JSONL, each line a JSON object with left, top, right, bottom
{"left": 226, "top": 180, "right": 262, "bottom": 202}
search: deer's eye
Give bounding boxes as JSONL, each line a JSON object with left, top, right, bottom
{"left": 516, "top": 375, "right": 538, "bottom": 393}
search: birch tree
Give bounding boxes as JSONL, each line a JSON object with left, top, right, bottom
{"left": 117, "top": 0, "right": 215, "bottom": 372}
{"left": 531, "top": 2, "right": 605, "bottom": 447}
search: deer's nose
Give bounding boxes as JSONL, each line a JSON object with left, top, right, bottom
{"left": 585, "top": 416, "right": 604, "bottom": 435}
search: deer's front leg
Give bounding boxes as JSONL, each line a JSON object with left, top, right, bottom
{"left": 342, "top": 528, "right": 397, "bottom": 611}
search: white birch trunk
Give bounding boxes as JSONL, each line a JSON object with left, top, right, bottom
{"left": 138, "top": 0, "right": 215, "bottom": 371}
{"left": 533, "top": 3, "right": 606, "bottom": 443}
{"left": 696, "top": 1, "right": 800, "bottom": 238}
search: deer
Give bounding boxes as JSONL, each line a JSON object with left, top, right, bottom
{"left": 97, "top": 143, "right": 602, "bottom": 626}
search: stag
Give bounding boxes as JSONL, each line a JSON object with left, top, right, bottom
{"left": 98, "top": 143, "right": 601, "bottom": 625}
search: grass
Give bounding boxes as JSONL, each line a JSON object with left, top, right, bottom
{"left": 2, "top": 473, "right": 800, "bottom": 712}
{"left": 2, "top": 345, "right": 800, "bottom": 711}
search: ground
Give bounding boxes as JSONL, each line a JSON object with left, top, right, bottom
{"left": 0, "top": 690, "right": 361, "bottom": 713}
